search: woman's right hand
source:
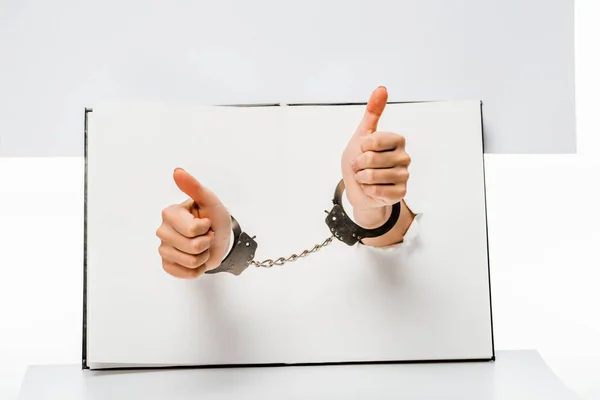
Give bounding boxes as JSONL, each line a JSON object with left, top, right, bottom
{"left": 156, "top": 168, "right": 232, "bottom": 279}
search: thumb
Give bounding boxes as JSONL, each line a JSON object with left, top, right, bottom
{"left": 356, "top": 86, "right": 388, "bottom": 136}
{"left": 173, "top": 168, "right": 221, "bottom": 208}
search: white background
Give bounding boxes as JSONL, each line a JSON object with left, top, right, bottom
{"left": 0, "top": 0, "right": 575, "bottom": 155}
{"left": 1, "top": 1, "right": 599, "bottom": 399}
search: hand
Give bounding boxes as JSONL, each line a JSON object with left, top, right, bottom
{"left": 341, "top": 86, "right": 411, "bottom": 228}
{"left": 156, "top": 168, "right": 232, "bottom": 279}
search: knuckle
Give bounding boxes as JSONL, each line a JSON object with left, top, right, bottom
{"left": 155, "top": 225, "right": 167, "bottom": 239}
{"left": 187, "top": 254, "right": 201, "bottom": 268}
{"left": 195, "top": 251, "right": 210, "bottom": 267}
{"left": 161, "top": 260, "right": 172, "bottom": 274}
{"left": 398, "top": 169, "right": 410, "bottom": 181}
{"left": 199, "top": 250, "right": 211, "bottom": 264}
{"left": 395, "top": 153, "right": 410, "bottom": 166}
{"left": 185, "top": 224, "right": 198, "bottom": 238}
{"left": 396, "top": 134, "right": 406, "bottom": 146}
{"left": 190, "top": 238, "right": 202, "bottom": 253}
{"left": 372, "top": 185, "right": 384, "bottom": 198}
{"left": 161, "top": 208, "right": 170, "bottom": 221}
{"left": 188, "top": 267, "right": 204, "bottom": 279}
{"left": 370, "top": 137, "right": 381, "bottom": 149}
{"left": 191, "top": 237, "right": 207, "bottom": 253}
{"left": 366, "top": 169, "right": 377, "bottom": 183}
{"left": 397, "top": 185, "right": 407, "bottom": 198}
{"left": 179, "top": 266, "right": 196, "bottom": 279}
{"left": 366, "top": 151, "right": 377, "bottom": 166}
{"left": 189, "top": 220, "right": 206, "bottom": 236}
{"left": 401, "top": 153, "right": 412, "bottom": 165}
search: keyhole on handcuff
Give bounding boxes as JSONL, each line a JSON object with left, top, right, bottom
{"left": 324, "top": 209, "right": 361, "bottom": 243}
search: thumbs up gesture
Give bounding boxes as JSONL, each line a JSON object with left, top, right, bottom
{"left": 341, "top": 86, "right": 412, "bottom": 229}
{"left": 156, "top": 168, "right": 232, "bottom": 279}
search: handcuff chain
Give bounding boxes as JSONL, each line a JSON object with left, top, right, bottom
{"left": 250, "top": 235, "right": 335, "bottom": 269}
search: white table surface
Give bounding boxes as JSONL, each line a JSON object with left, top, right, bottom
{"left": 18, "top": 350, "right": 582, "bottom": 399}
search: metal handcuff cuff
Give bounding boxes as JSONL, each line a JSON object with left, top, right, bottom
{"left": 205, "top": 179, "right": 401, "bottom": 276}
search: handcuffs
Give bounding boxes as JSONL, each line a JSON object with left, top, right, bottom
{"left": 205, "top": 179, "right": 401, "bottom": 276}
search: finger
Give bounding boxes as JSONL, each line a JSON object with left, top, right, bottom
{"left": 355, "top": 167, "right": 409, "bottom": 185}
{"left": 161, "top": 206, "right": 211, "bottom": 238}
{"left": 357, "top": 86, "right": 388, "bottom": 135}
{"left": 162, "top": 260, "right": 207, "bottom": 280}
{"left": 156, "top": 223, "right": 214, "bottom": 254}
{"left": 361, "top": 184, "right": 407, "bottom": 204}
{"left": 353, "top": 150, "right": 411, "bottom": 171}
{"left": 361, "top": 132, "right": 405, "bottom": 153}
{"left": 158, "top": 244, "right": 211, "bottom": 269}
{"left": 173, "top": 168, "right": 222, "bottom": 208}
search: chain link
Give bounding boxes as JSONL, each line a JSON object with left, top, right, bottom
{"left": 250, "top": 234, "right": 335, "bottom": 269}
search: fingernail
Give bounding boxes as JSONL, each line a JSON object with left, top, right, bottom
{"left": 350, "top": 159, "right": 356, "bottom": 171}
{"left": 378, "top": 85, "right": 387, "bottom": 90}
{"left": 174, "top": 167, "right": 185, "bottom": 173}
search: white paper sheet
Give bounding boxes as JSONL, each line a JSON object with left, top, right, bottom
{"left": 86, "top": 101, "right": 493, "bottom": 367}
